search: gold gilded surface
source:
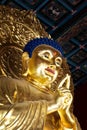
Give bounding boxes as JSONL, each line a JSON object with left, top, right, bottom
{"left": 0, "top": 46, "right": 22, "bottom": 77}
{"left": 0, "top": 6, "right": 81, "bottom": 130}
{"left": 0, "top": 6, "right": 50, "bottom": 78}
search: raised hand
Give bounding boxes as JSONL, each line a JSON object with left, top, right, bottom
{"left": 56, "top": 74, "right": 75, "bottom": 128}
{"left": 56, "top": 74, "right": 73, "bottom": 110}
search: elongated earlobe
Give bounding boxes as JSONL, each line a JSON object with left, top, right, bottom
{"left": 22, "top": 52, "right": 30, "bottom": 76}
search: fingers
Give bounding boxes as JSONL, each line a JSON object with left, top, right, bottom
{"left": 58, "top": 75, "right": 67, "bottom": 89}
{"left": 66, "top": 74, "right": 70, "bottom": 89}
{"left": 58, "top": 74, "right": 70, "bottom": 89}
{"left": 58, "top": 93, "right": 73, "bottom": 110}
{"left": 64, "top": 93, "right": 73, "bottom": 106}
{"left": 56, "top": 73, "right": 72, "bottom": 110}
{"left": 58, "top": 87, "right": 70, "bottom": 93}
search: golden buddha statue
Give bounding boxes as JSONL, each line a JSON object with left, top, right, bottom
{"left": 0, "top": 6, "right": 81, "bottom": 130}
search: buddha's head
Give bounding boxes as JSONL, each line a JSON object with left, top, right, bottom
{"left": 22, "top": 38, "right": 69, "bottom": 91}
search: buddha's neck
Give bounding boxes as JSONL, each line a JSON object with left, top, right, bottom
{"left": 25, "top": 76, "right": 54, "bottom": 94}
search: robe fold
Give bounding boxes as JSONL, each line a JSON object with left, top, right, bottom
{"left": 0, "top": 77, "right": 47, "bottom": 130}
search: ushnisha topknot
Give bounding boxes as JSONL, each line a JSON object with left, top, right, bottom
{"left": 23, "top": 38, "right": 64, "bottom": 57}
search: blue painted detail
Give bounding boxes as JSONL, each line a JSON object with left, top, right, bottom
{"left": 23, "top": 38, "right": 64, "bottom": 57}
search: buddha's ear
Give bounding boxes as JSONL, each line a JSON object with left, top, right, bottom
{"left": 22, "top": 52, "right": 30, "bottom": 76}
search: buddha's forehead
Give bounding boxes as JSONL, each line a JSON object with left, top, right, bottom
{"left": 33, "top": 44, "right": 61, "bottom": 56}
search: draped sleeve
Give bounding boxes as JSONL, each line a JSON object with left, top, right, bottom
{"left": 0, "top": 77, "right": 47, "bottom": 130}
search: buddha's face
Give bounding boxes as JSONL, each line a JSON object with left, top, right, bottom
{"left": 28, "top": 44, "right": 62, "bottom": 86}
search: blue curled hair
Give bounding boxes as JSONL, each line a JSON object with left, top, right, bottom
{"left": 23, "top": 38, "right": 64, "bottom": 57}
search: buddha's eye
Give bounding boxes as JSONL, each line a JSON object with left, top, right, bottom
{"left": 55, "top": 57, "right": 62, "bottom": 67}
{"left": 38, "top": 50, "right": 53, "bottom": 61}
{"left": 44, "top": 53, "right": 50, "bottom": 59}
{"left": 41, "top": 52, "right": 51, "bottom": 61}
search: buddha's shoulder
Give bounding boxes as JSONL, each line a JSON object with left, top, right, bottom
{"left": 0, "top": 76, "right": 29, "bottom": 86}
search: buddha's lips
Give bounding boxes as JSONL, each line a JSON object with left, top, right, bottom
{"left": 45, "top": 68, "right": 55, "bottom": 74}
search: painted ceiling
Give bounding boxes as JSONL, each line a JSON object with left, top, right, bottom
{"left": 0, "top": 0, "right": 87, "bottom": 88}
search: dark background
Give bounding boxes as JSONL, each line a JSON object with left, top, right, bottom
{"left": 74, "top": 81, "right": 87, "bottom": 130}
{"left": 0, "top": 0, "right": 87, "bottom": 129}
